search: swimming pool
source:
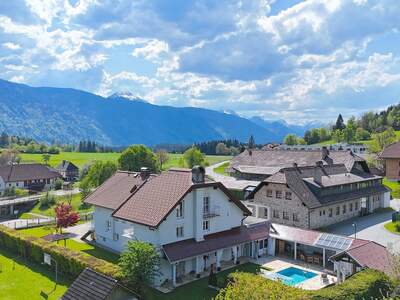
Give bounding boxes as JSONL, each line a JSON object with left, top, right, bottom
{"left": 276, "top": 267, "right": 317, "bottom": 286}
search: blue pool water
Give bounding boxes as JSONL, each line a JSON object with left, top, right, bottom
{"left": 276, "top": 267, "right": 317, "bottom": 286}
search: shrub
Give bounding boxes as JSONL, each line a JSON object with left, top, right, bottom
{"left": 54, "top": 178, "right": 63, "bottom": 190}
{"left": 3, "top": 187, "right": 16, "bottom": 197}
{"left": 39, "top": 192, "right": 56, "bottom": 208}
{"left": 215, "top": 269, "right": 394, "bottom": 300}
{"left": 0, "top": 225, "right": 121, "bottom": 279}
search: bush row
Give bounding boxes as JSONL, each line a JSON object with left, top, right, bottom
{"left": 0, "top": 225, "right": 121, "bottom": 279}
{"left": 215, "top": 268, "right": 395, "bottom": 300}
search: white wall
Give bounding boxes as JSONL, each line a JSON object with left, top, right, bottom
{"left": 0, "top": 176, "right": 5, "bottom": 192}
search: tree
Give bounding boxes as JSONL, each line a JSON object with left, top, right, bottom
{"left": 283, "top": 134, "right": 298, "bottom": 145}
{"left": 119, "top": 241, "right": 160, "bottom": 290}
{"left": 343, "top": 116, "right": 357, "bottom": 143}
{"left": 216, "top": 143, "right": 230, "bottom": 155}
{"left": 333, "top": 114, "right": 346, "bottom": 131}
{"left": 248, "top": 135, "right": 255, "bottom": 149}
{"left": 229, "top": 146, "right": 240, "bottom": 156}
{"left": 118, "top": 145, "right": 159, "bottom": 172}
{"left": 0, "top": 149, "right": 20, "bottom": 167}
{"left": 0, "top": 131, "right": 9, "bottom": 148}
{"left": 155, "top": 149, "right": 169, "bottom": 170}
{"left": 331, "top": 129, "right": 344, "bottom": 143}
{"left": 42, "top": 153, "right": 51, "bottom": 165}
{"left": 355, "top": 127, "right": 371, "bottom": 141}
{"left": 182, "top": 147, "right": 207, "bottom": 168}
{"left": 297, "top": 138, "right": 306, "bottom": 145}
{"left": 54, "top": 203, "right": 80, "bottom": 234}
{"left": 369, "top": 128, "right": 397, "bottom": 154}
{"left": 80, "top": 161, "right": 117, "bottom": 191}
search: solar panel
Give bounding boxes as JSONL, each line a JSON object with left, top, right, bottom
{"left": 314, "top": 233, "right": 352, "bottom": 250}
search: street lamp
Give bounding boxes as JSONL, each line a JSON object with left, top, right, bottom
{"left": 352, "top": 222, "right": 357, "bottom": 239}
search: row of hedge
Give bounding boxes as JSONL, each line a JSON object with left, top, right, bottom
{"left": 215, "top": 269, "right": 395, "bottom": 300}
{"left": 0, "top": 225, "right": 121, "bottom": 279}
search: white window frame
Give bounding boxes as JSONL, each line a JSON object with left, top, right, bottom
{"left": 176, "top": 226, "right": 184, "bottom": 238}
{"left": 203, "top": 196, "right": 210, "bottom": 214}
{"left": 203, "top": 220, "right": 210, "bottom": 232}
{"left": 176, "top": 201, "right": 184, "bottom": 219}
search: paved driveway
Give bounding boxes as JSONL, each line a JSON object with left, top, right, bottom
{"left": 325, "top": 199, "right": 400, "bottom": 252}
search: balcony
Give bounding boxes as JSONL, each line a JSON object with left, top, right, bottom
{"left": 203, "top": 205, "right": 220, "bottom": 219}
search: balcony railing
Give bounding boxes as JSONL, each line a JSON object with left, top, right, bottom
{"left": 203, "top": 206, "right": 220, "bottom": 218}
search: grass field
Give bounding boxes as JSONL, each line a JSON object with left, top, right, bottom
{"left": 213, "top": 162, "right": 230, "bottom": 176}
{"left": 145, "top": 263, "right": 260, "bottom": 300}
{"left": 18, "top": 226, "right": 120, "bottom": 264}
{"left": 384, "top": 221, "right": 400, "bottom": 234}
{"left": 383, "top": 177, "right": 400, "bottom": 198}
{"left": 0, "top": 247, "right": 71, "bottom": 300}
{"left": 20, "top": 152, "right": 231, "bottom": 169}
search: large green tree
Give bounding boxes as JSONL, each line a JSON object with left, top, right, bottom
{"left": 283, "top": 134, "right": 298, "bottom": 145}
{"left": 333, "top": 114, "right": 346, "bottom": 131}
{"left": 182, "top": 147, "right": 207, "bottom": 168}
{"left": 119, "top": 241, "right": 160, "bottom": 290}
{"left": 118, "top": 145, "right": 159, "bottom": 172}
{"left": 369, "top": 128, "right": 397, "bottom": 154}
{"left": 80, "top": 160, "right": 117, "bottom": 196}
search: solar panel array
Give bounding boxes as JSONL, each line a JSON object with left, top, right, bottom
{"left": 314, "top": 233, "right": 352, "bottom": 250}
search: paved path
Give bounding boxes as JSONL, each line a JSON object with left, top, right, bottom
{"left": 64, "top": 222, "right": 92, "bottom": 242}
{"left": 325, "top": 199, "right": 400, "bottom": 252}
{"left": 205, "top": 161, "right": 260, "bottom": 190}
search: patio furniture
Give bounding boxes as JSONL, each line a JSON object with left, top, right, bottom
{"left": 306, "top": 255, "right": 313, "bottom": 264}
{"left": 321, "top": 273, "right": 329, "bottom": 284}
{"left": 313, "top": 256, "right": 320, "bottom": 264}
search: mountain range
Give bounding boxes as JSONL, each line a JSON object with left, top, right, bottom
{"left": 0, "top": 79, "right": 313, "bottom": 146}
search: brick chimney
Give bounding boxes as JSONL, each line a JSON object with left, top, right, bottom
{"left": 191, "top": 166, "right": 205, "bottom": 183}
{"left": 140, "top": 167, "right": 150, "bottom": 180}
{"left": 314, "top": 161, "right": 323, "bottom": 185}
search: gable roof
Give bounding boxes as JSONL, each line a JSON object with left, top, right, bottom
{"left": 61, "top": 268, "right": 118, "bottom": 300}
{"left": 56, "top": 160, "right": 79, "bottom": 172}
{"left": 84, "top": 171, "right": 151, "bottom": 210}
{"left": 381, "top": 141, "right": 400, "bottom": 158}
{"left": 330, "top": 241, "right": 391, "bottom": 274}
{"left": 230, "top": 149, "right": 365, "bottom": 174}
{"left": 112, "top": 169, "right": 251, "bottom": 227}
{"left": 0, "top": 163, "right": 60, "bottom": 182}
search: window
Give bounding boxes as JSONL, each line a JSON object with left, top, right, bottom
{"left": 203, "top": 220, "right": 210, "bottom": 232}
{"left": 319, "top": 210, "right": 322, "bottom": 216}
{"left": 176, "top": 201, "right": 184, "bottom": 219}
{"left": 176, "top": 226, "right": 184, "bottom": 237}
{"left": 113, "top": 233, "right": 119, "bottom": 241}
{"left": 16, "top": 182, "right": 18, "bottom": 187}
{"left": 349, "top": 203, "right": 353, "bottom": 212}
{"left": 355, "top": 201, "right": 358, "bottom": 210}
{"left": 336, "top": 206, "right": 340, "bottom": 215}
{"left": 276, "top": 191, "right": 282, "bottom": 199}
{"left": 273, "top": 209, "right": 279, "bottom": 218}
{"left": 203, "top": 196, "right": 210, "bottom": 214}
{"left": 263, "top": 208, "right": 268, "bottom": 218}
{"left": 266, "top": 189, "right": 273, "bottom": 197}
{"left": 342, "top": 204, "right": 346, "bottom": 214}
{"left": 283, "top": 211, "right": 289, "bottom": 220}
{"left": 329, "top": 208, "right": 333, "bottom": 217}
{"left": 105, "top": 220, "right": 111, "bottom": 231}
{"left": 293, "top": 213, "right": 299, "bottom": 222}
{"left": 285, "top": 192, "right": 292, "bottom": 200}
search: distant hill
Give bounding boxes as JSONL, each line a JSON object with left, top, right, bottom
{"left": 0, "top": 79, "right": 309, "bottom": 146}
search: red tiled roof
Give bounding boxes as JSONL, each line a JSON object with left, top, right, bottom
{"left": 112, "top": 169, "right": 251, "bottom": 227}
{"left": 84, "top": 171, "right": 150, "bottom": 210}
{"left": 381, "top": 142, "right": 400, "bottom": 158}
{"left": 330, "top": 241, "right": 391, "bottom": 274}
{"left": 163, "top": 222, "right": 270, "bottom": 262}
{"left": 0, "top": 163, "right": 60, "bottom": 182}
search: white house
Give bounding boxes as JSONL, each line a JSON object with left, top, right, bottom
{"left": 85, "top": 167, "right": 269, "bottom": 287}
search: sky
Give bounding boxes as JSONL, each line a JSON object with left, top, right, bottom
{"left": 0, "top": 0, "right": 400, "bottom": 124}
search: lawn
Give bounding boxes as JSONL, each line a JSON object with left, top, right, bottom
{"left": 20, "top": 151, "right": 232, "bottom": 170}
{"left": 383, "top": 177, "right": 400, "bottom": 198}
{"left": 0, "top": 247, "right": 71, "bottom": 300}
{"left": 19, "top": 193, "right": 92, "bottom": 218}
{"left": 213, "top": 162, "right": 230, "bottom": 176}
{"left": 145, "top": 263, "right": 260, "bottom": 300}
{"left": 18, "top": 226, "right": 120, "bottom": 264}
{"left": 384, "top": 221, "right": 400, "bottom": 234}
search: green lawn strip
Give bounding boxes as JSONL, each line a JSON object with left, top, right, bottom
{"left": 26, "top": 193, "right": 92, "bottom": 217}
{"left": 384, "top": 221, "right": 400, "bottom": 234}
{"left": 18, "top": 226, "right": 120, "bottom": 264}
{"left": 0, "top": 247, "right": 71, "bottom": 300}
{"left": 144, "top": 262, "right": 260, "bottom": 300}
{"left": 383, "top": 177, "right": 400, "bottom": 198}
{"left": 213, "top": 162, "right": 230, "bottom": 176}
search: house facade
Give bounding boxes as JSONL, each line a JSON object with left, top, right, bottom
{"left": 0, "top": 163, "right": 61, "bottom": 194}
{"left": 245, "top": 163, "right": 390, "bottom": 229}
{"left": 56, "top": 160, "right": 79, "bottom": 181}
{"left": 85, "top": 167, "right": 269, "bottom": 287}
{"left": 380, "top": 142, "right": 400, "bottom": 181}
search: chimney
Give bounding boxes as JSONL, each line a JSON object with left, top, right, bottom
{"left": 248, "top": 149, "right": 252, "bottom": 156}
{"left": 321, "top": 146, "right": 329, "bottom": 160}
{"left": 191, "top": 166, "right": 205, "bottom": 184}
{"left": 292, "top": 162, "right": 298, "bottom": 169}
{"left": 140, "top": 167, "right": 150, "bottom": 180}
{"left": 314, "top": 161, "right": 323, "bottom": 185}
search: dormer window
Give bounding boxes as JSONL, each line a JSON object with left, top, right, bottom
{"left": 176, "top": 201, "right": 184, "bottom": 219}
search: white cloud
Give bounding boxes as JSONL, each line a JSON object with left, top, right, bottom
{"left": 2, "top": 42, "right": 21, "bottom": 50}
{"left": 132, "top": 40, "right": 169, "bottom": 60}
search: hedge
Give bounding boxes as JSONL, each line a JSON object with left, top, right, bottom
{"left": 0, "top": 225, "right": 121, "bottom": 279}
{"left": 215, "top": 269, "right": 395, "bottom": 300}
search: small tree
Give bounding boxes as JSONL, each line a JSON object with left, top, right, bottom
{"left": 216, "top": 143, "right": 230, "bottom": 155}
{"left": 54, "top": 178, "right": 63, "bottom": 190}
{"left": 156, "top": 149, "right": 169, "bottom": 170}
{"left": 42, "top": 153, "right": 51, "bottom": 165}
{"left": 119, "top": 241, "right": 160, "bottom": 291}
{"left": 182, "top": 147, "right": 207, "bottom": 168}
{"left": 248, "top": 135, "right": 256, "bottom": 149}
{"left": 283, "top": 134, "right": 298, "bottom": 145}
{"left": 118, "top": 145, "right": 159, "bottom": 172}
{"left": 54, "top": 203, "right": 80, "bottom": 234}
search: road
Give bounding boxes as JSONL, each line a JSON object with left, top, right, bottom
{"left": 325, "top": 199, "right": 400, "bottom": 252}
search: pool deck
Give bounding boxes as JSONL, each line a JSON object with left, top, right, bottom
{"left": 253, "top": 256, "right": 337, "bottom": 290}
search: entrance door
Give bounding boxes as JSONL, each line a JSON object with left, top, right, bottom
{"left": 277, "top": 240, "right": 285, "bottom": 255}
{"left": 176, "top": 261, "right": 185, "bottom": 278}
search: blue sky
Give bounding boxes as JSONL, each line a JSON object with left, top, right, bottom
{"left": 0, "top": 0, "right": 400, "bottom": 124}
